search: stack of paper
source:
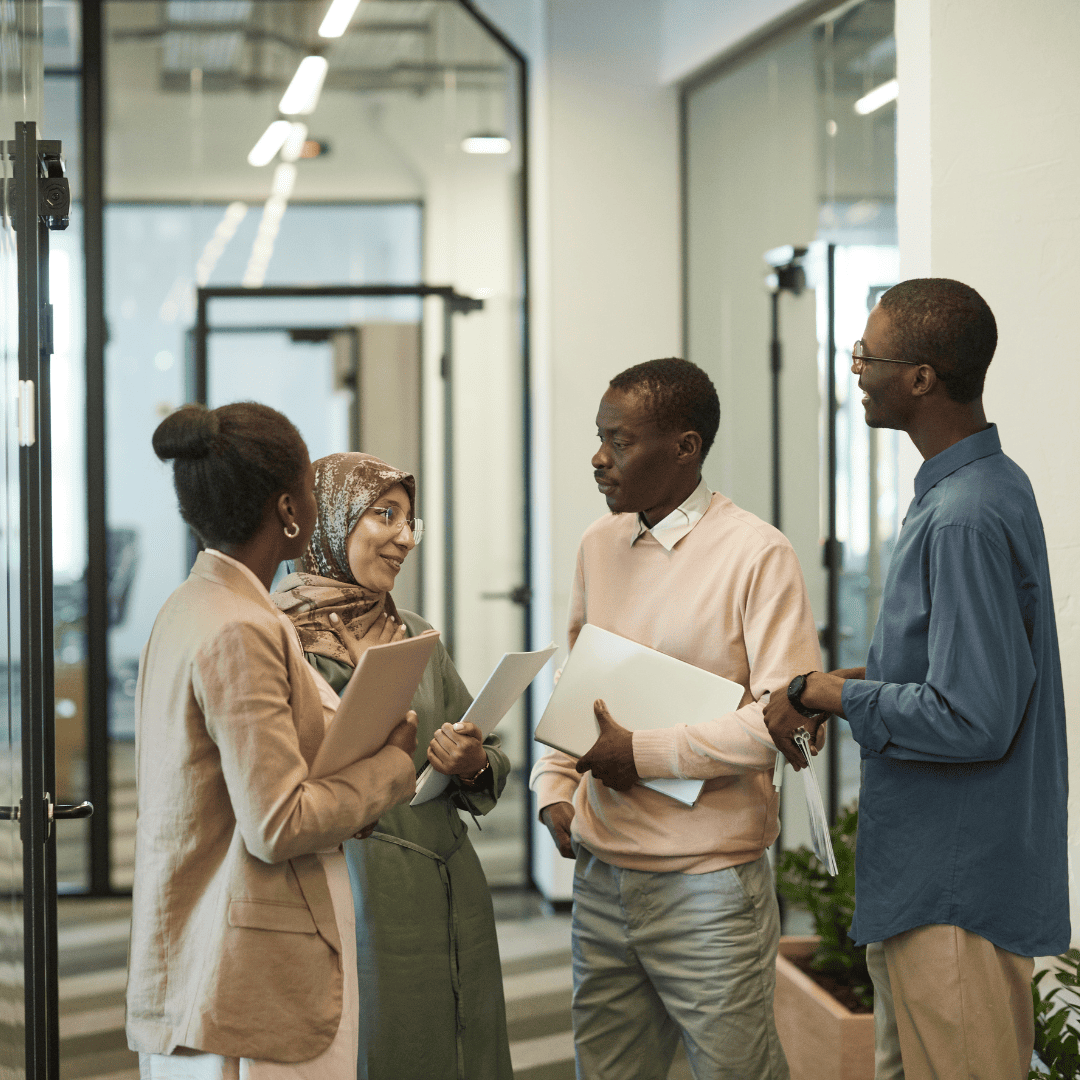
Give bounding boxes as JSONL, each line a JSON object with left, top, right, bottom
{"left": 411, "top": 642, "right": 558, "bottom": 806}
{"left": 791, "top": 730, "right": 838, "bottom": 876}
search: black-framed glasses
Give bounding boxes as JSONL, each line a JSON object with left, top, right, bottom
{"left": 369, "top": 504, "right": 424, "bottom": 544}
{"left": 851, "top": 339, "right": 922, "bottom": 373}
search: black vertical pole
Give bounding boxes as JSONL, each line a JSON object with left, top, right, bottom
{"left": 770, "top": 289, "right": 782, "bottom": 530}
{"left": 15, "top": 118, "right": 57, "bottom": 1080}
{"left": 825, "top": 243, "right": 840, "bottom": 825}
{"left": 37, "top": 199, "right": 61, "bottom": 1076}
{"left": 441, "top": 299, "right": 454, "bottom": 661}
{"left": 82, "top": 0, "right": 112, "bottom": 896}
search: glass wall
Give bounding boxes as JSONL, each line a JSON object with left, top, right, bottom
{"left": 101, "top": 0, "right": 528, "bottom": 887}
{"left": 684, "top": 0, "right": 898, "bottom": 850}
{"left": 0, "top": 0, "right": 44, "bottom": 1070}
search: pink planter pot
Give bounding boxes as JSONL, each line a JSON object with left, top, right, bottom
{"left": 775, "top": 936, "right": 875, "bottom": 1080}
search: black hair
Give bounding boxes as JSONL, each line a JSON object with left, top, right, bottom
{"left": 877, "top": 279, "right": 997, "bottom": 403}
{"left": 609, "top": 357, "right": 721, "bottom": 459}
{"left": 152, "top": 402, "right": 308, "bottom": 547}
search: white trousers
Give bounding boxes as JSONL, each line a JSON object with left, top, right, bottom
{"left": 570, "top": 848, "right": 789, "bottom": 1080}
{"left": 140, "top": 851, "right": 358, "bottom": 1080}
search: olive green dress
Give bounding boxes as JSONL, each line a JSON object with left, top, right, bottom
{"left": 307, "top": 610, "right": 513, "bottom": 1080}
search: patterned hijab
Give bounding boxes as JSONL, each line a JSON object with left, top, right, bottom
{"left": 272, "top": 452, "right": 416, "bottom": 664}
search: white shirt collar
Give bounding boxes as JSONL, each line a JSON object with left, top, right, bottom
{"left": 632, "top": 478, "right": 713, "bottom": 551}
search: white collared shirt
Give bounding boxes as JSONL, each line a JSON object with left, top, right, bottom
{"left": 632, "top": 478, "right": 713, "bottom": 551}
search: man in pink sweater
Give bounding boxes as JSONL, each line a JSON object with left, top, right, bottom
{"left": 530, "top": 358, "right": 821, "bottom": 1080}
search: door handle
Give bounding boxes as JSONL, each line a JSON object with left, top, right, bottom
{"left": 0, "top": 797, "right": 94, "bottom": 839}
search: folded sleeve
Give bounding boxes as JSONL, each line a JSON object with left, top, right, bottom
{"left": 843, "top": 524, "right": 1036, "bottom": 763}
{"left": 196, "top": 619, "right": 415, "bottom": 865}
{"left": 632, "top": 542, "right": 821, "bottom": 780}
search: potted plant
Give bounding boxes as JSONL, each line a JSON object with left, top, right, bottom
{"left": 773, "top": 805, "right": 874, "bottom": 1080}
{"left": 1030, "top": 948, "right": 1080, "bottom": 1078}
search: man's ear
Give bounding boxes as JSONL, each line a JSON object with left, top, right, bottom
{"left": 910, "top": 365, "right": 937, "bottom": 398}
{"left": 676, "top": 430, "right": 702, "bottom": 464}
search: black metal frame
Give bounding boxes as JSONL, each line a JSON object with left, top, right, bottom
{"left": 11, "top": 120, "right": 64, "bottom": 1080}
{"left": 191, "top": 284, "right": 482, "bottom": 660}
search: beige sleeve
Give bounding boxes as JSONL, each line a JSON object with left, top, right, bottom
{"left": 194, "top": 619, "right": 415, "bottom": 864}
{"left": 632, "top": 542, "right": 822, "bottom": 780}
{"left": 529, "top": 544, "right": 586, "bottom": 814}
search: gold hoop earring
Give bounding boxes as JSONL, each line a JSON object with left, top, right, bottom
{"left": 283, "top": 522, "right": 300, "bottom": 539}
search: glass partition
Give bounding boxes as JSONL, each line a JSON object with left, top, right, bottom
{"left": 684, "top": 0, "right": 897, "bottom": 854}
{"left": 1, "top": 0, "right": 45, "bottom": 1071}
{"left": 102, "top": 0, "right": 528, "bottom": 887}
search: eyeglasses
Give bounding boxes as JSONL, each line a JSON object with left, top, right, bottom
{"left": 369, "top": 504, "right": 423, "bottom": 544}
{"left": 851, "top": 339, "right": 923, "bottom": 373}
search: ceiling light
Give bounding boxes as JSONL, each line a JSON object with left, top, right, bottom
{"left": 280, "top": 122, "right": 308, "bottom": 163}
{"left": 247, "top": 120, "right": 291, "bottom": 166}
{"left": 462, "top": 135, "right": 511, "bottom": 155}
{"left": 854, "top": 78, "right": 898, "bottom": 116}
{"left": 279, "top": 55, "right": 329, "bottom": 116}
{"left": 319, "top": 0, "right": 362, "bottom": 38}
{"left": 272, "top": 163, "right": 297, "bottom": 198}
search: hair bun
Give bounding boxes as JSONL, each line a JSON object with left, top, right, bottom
{"left": 152, "top": 405, "right": 220, "bottom": 462}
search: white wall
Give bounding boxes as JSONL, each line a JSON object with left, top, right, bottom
{"left": 896, "top": 0, "right": 1080, "bottom": 944}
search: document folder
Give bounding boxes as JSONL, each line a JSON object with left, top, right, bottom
{"left": 534, "top": 624, "right": 746, "bottom": 806}
{"left": 412, "top": 642, "right": 558, "bottom": 805}
{"left": 309, "top": 629, "right": 440, "bottom": 779}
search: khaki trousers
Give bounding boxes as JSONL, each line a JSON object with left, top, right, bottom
{"left": 570, "top": 848, "right": 788, "bottom": 1080}
{"left": 870, "top": 924, "right": 1034, "bottom": 1080}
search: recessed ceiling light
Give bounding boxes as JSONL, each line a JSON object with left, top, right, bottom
{"left": 280, "top": 56, "right": 329, "bottom": 116}
{"left": 247, "top": 120, "right": 291, "bottom": 166}
{"left": 462, "top": 135, "right": 511, "bottom": 155}
{"left": 319, "top": 0, "right": 362, "bottom": 38}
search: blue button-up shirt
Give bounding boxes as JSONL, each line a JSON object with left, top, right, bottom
{"left": 842, "top": 425, "right": 1069, "bottom": 956}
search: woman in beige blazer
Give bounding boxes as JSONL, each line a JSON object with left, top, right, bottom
{"left": 126, "top": 402, "right": 417, "bottom": 1079}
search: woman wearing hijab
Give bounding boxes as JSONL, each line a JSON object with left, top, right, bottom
{"left": 128, "top": 404, "right": 418, "bottom": 1080}
{"left": 273, "top": 452, "right": 513, "bottom": 1080}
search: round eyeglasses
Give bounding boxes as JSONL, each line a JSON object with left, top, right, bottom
{"left": 369, "top": 504, "right": 423, "bottom": 544}
{"left": 851, "top": 339, "right": 924, "bottom": 373}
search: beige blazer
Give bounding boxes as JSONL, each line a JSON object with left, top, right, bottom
{"left": 125, "top": 552, "right": 414, "bottom": 1062}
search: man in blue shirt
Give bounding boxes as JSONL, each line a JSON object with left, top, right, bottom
{"left": 765, "top": 278, "right": 1068, "bottom": 1080}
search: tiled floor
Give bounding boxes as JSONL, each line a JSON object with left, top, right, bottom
{"left": 51, "top": 892, "right": 693, "bottom": 1080}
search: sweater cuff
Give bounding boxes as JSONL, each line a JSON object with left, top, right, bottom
{"left": 631, "top": 727, "right": 680, "bottom": 779}
{"left": 842, "top": 679, "right": 892, "bottom": 753}
{"left": 531, "top": 772, "right": 579, "bottom": 818}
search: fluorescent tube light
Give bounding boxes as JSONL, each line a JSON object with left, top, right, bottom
{"left": 279, "top": 56, "right": 329, "bottom": 116}
{"left": 247, "top": 120, "right": 291, "bottom": 166}
{"left": 319, "top": 0, "right": 362, "bottom": 38}
{"left": 854, "top": 78, "right": 898, "bottom": 116}
{"left": 272, "top": 163, "right": 297, "bottom": 198}
{"left": 462, "top": 135, "right": 511, "bottom": 155}
{"left": 280, "top": 122, "right": 308, "bottom": 163}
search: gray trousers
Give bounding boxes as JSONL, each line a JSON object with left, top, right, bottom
{"left": 570, "top": 847, "right": 789, "bottom": 1080}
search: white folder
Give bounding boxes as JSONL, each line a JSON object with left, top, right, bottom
{"left": 533, "top": 624, "right": 747, "bottom": 806}
{"left": 309, "top": 629, "right": 440, "bottom": 779}
{"left": 411, "top": 642, "right": 559, "bottom": 806}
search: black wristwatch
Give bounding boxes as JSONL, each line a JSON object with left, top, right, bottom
{"left": 787, "top": 672, "right": 827, "bottom": 720}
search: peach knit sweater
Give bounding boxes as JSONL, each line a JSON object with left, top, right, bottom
{"left": 530, "top": 492, "right": 822, "bottom": 874}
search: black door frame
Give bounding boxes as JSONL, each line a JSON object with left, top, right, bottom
{"left": 191, "top": 283, "right": 482, "bottom": 664}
